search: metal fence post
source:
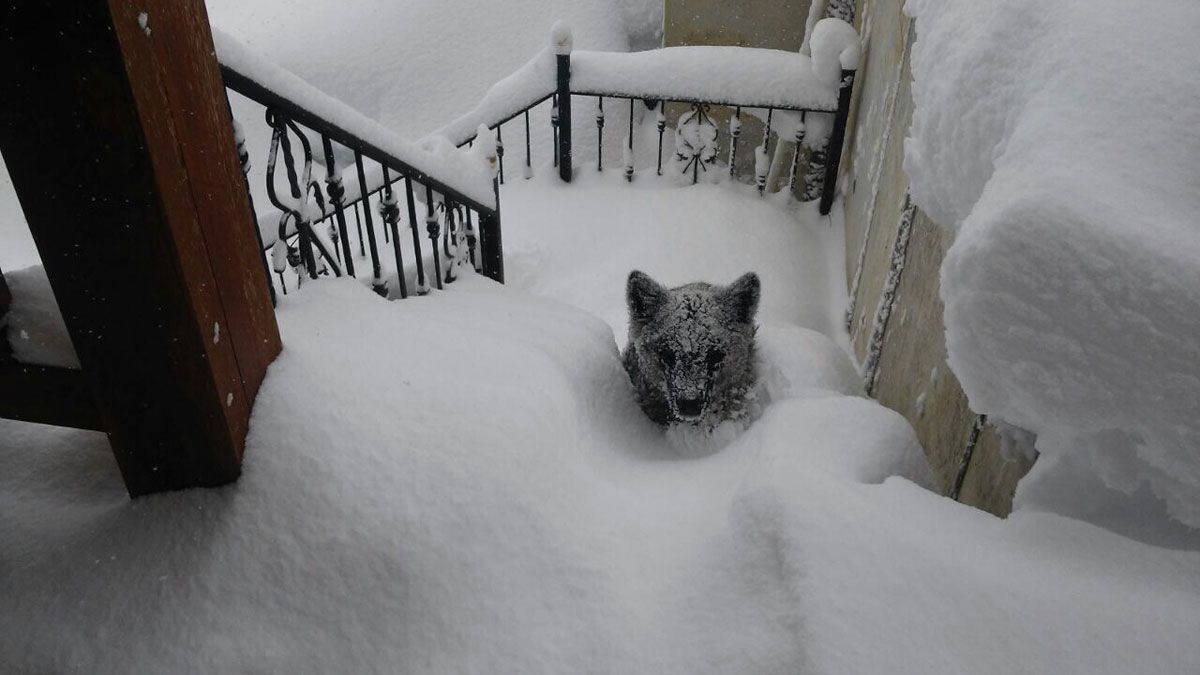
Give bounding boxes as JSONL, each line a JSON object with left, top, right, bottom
{"left": 480, "top": 177, "right": 505, "bottom": 283}
{"left": 553, "top": 22, "right": 573, "bottom": 182}
{"left": 819, "top": 65, "right": 857, "bottom": 215}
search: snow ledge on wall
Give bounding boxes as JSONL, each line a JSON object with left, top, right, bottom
{"left": 904, "top": 0, "right": 1200, "bottom": 530}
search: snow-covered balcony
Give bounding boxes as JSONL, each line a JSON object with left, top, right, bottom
{"left": 2, "top": 0, "right": 1200, "bottom": 673}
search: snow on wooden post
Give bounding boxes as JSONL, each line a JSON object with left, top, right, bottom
{"left": 0, "top": 0, "right": 281, "bottom": 496}
{"left": 819, "top": 46, "right": 859, "bottom": 215}
{"left": 553, "top": 22, "right": 574, "bottom": 182}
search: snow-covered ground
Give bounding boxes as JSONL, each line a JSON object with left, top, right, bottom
{"left": 4, "top": 0, "right": 1200, "bottom": 671}
{"left": 4, "top": 171, "right": 1199, "bottom": 673}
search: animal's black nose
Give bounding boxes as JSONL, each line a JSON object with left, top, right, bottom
{"left": 676, "top": 397, "right": 704, "bottom": 418}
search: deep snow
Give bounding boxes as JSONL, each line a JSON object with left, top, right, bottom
{"left": 3, "top": 174, "right": 1200, "bottom": 673}
{"left": 3, "top": 0, "right": 1200, "bottom": 670}
{"left": 904, "top": 0, "right": 1200, "bottom": 533}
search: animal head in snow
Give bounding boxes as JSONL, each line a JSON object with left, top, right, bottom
{"left": 622, "top": 270, "right": 760, "bottom": 428}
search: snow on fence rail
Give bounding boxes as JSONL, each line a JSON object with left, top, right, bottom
{"left": 432, "top": 19, "right": 860, "bottom": 214}
{"left": 214, "top": 29, "right": 503, "bottom": 301}
{"left": 570, "top": 47, "right": 840, "bottom": 111}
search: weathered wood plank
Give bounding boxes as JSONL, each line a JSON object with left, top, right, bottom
{"left": 0, "top": 0, "right": 280, "bottom": 495}
{"left": 0, "top": 363, "right": 104, "bottom": 432}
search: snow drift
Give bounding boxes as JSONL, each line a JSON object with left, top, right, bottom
{"left": 5, "top": 174, "right": 1200, "bottom": 673}
{"left": 904, "top": 0, "right": 1200, "bottom": 529}
{"left": 5, "top": 272, "right": 1198, "bottom": 673}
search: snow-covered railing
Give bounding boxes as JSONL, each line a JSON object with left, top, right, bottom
{"left": 214, "top": 30, "right": 504, "bottom": 300}
{"left": 434, "top": 18, "right": 860, "bottom": 214}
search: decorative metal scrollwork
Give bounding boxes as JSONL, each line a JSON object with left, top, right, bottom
{"left": 263, "top": 107, "right": 341, "bottom": 290}
{"left": 674, "top": 103, "right": 718, "bottom": 184}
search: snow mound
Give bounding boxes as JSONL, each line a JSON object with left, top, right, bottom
{"left": 2, "top": 265, "right": 77, "bottom": 368}
{"left": 4, "top": 277, "right": 1198, "bottom": 672}
{"left": 0, "top": 277, "right": 906, "bottom": 672}
{"left": 904, "top": 0, "right": 1200, "bottom": 529}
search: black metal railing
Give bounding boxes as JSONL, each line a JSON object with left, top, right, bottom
{"left": 439, "top": 24, "right": 857, "bottom": 216}
{"left": 218, "top": 15, "right": 856, "bottom": 307}
{"left": 219, "top": 58, "right": 502, "bottom": 304}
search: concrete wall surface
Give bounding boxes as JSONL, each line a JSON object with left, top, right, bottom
{"left": 838, "top": 0, "right": 1035, "bottom": 516}
{"left": 665, "top": 0, "right": 1036, "bottom": 516}
{"left": 662, "top": 0, "right": 815, "bottom": 193}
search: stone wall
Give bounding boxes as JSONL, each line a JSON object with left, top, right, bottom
{"left": 838, "top": 0, "right": 1034, "bottom": 515}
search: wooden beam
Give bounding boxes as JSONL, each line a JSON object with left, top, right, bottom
{"left": 0, "top": 265, "right": 11, "bottom": 362}
{"left": 0, "top": 0, "right": 281, "bottom": 496}
{"left": 0, "top": 266, "right": 11, "bottom": 317}
{"left": 0, "top": 363, "right": 104, "bottom": 432}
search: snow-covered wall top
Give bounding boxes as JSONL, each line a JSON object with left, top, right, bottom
{"left": 571, "top": 45, "right": 837, "bottom": 110}
{"left": 212, "top": 29, "right": 497, "bottom": 209}
{"left": 433, "top": 19, "right": 859, "bottom": 146}
{"left": 904, "top": 0, "right": 1200, "bottom": 529}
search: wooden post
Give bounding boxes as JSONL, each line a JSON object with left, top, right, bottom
{"left": 0, "top": 265, "right": 10, "bottom": 363}
{"left": 0, "top": 0, "right": 281, "bottom": 496}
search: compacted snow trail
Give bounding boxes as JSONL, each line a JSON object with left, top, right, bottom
{"left": 2, "top": 174, "right": 1199, "bottom": 673}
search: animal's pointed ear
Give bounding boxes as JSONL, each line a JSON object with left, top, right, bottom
{"left": 721, "top": 272, "right": 760, "bottom": 325}
{"left": 627, "top": 270, "right": 668, "bottom": 326}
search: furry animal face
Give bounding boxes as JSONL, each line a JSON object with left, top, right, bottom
{"left": 622, "top": 270, "right": 760, "bottom": 427}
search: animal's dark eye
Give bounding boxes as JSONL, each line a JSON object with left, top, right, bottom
{"left": 706, "top": 349, "right": 725, "bottom": 370}
{"left": 657, "top": 347, "right": 676, "bottom": 368}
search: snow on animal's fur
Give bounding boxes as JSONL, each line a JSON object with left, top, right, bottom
{"left": 622, "top": 270, "right": 760, "bottom": 428}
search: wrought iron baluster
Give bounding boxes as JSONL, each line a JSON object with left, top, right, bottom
{"left": 321, "top": 135, "right": 355, "bottom": 277}
{"left": 496, "top": 124, "right": 505, "bottom": 185}
{"left": 404, "top": 177, "right": 428, "bottom": 295}
{"left": 624, "top": 98, "right": 634, "bottom": 182}
{"left": 380, "top": 167, "right": 407, "bottom": 299}
{"left": 465, "top": 208, "right": 478, "bottom": 270}
{"left": 275, "top": 123, "right": 317, "bottom": 278}
{"left": 789, "top": 111, "right": 808, "bottom": 195}
{"left": 231, "top": 116, "right": 277, "bottom": 306}
{"left": 596, "top": 96, "right": 604, "bottom": 171}
{"left": 353, "top": 151, "right": 385, "bottom": 295}
{"left": 756, "top": 108, "right": 774, "bottom": 195}
{"left": 424, "top": 183, "right": 444, "bottom": 290}
{"left": 763, "top": 107, "right": 774, "bottom": 154}
{"left": 324, "top": 216, "right": 341, "bottom": 266}
{"left": 728, "top": 106, "right": 742, "bottom": 179}
{"left": 442, "top": 200, "right": 458, "bottom": 284}
{"left": 655, "top": 101, "right": 666, "bottom": 176}
{"left": 380, "top": 196, "right": 389, "bottom": 244}
{"left": 523, "top": 109, "right": 532, "bottom": 179}
{"left": 352, "top": 202, "right": 365, "bottom": 256}
{"left": 265, "top": 110, "right": 318, "bottom": 279}
{"left": 551, "top": 95, "right": 560, "bottom": 168}
{"left": 291, "top": 124, "right": 341, "bottom": 278}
